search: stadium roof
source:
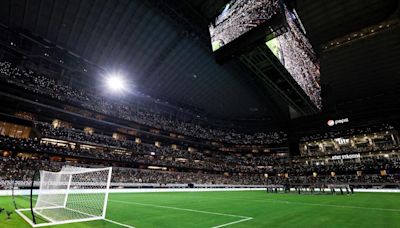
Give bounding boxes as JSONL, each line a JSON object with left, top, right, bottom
{"left": 0, "top": 0, "right": 399, "bottom": 124}
{"left": 296, "top": 0, "right": 400, "bottom": 117}
{"left": 0, "top": 0, "right": 286, "bottom": 125}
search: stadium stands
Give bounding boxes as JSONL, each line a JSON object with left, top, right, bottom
{"left": 1, "top": 155, "right": 399, "bottom": 187}
{"left": 1, "top": 122, "right": 399, "bottom": 187}
{"left": 1, "top": 1, "right": 400, "bottom": 227}
{"left": 0, "top": 1, "right": 398, "bottom": 191}
{"left": 0, "top": 61, "right": 286, "bottom": 145}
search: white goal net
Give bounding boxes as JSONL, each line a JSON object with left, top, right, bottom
{"left": 16, "top": 166, "right": 112, "bottom": 227}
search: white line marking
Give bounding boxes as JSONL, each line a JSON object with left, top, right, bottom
{"left": 109, "top": 200, "right": 253, "bottom": 227}
{"left": 212, "top": 217, "right": 253, "bottom": 228}
{"left": 265, "top": 199, "right": 400, "bottom": 212}
{"left": 110, "top": 200, "right": 249, "bottom": 218}
{"left": 104, "top": 218, "right": 135, "bottom": 228}
{"left": 16, "top": 197, "right": 135, "bottom": 227}
{"left": 189, "top": 195, "right": 400, "bottom": 213}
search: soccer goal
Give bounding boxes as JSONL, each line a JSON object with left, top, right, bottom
{"left": 16, "top": 166, "right": 112, "bottom": 227}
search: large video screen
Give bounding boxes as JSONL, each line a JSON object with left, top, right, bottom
{"left": 209, "top": 0, "right": 281, "bottom": 52}
{"left": 266, "top": 6, "right": 321, "bottom": 109}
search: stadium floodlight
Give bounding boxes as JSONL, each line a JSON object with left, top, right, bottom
{"left": 16, "top": 166, "right": 112, "bottom": 227}
{"left": 106, "top": 74, "right": 126, "bottom": 92}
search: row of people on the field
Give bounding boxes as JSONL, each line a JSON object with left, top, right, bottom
{"left": 0, "top": 60, "right": 286, "bottom": 145}
{"left": 266, "top": 186, "right": 355, "bottom": 194}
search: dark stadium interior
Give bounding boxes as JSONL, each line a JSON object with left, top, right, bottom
{"left": 0, "top": 1, "right": 400, "bottom": 226}
{"left": 0, "top": 0, "right": 286, "bottom": 124}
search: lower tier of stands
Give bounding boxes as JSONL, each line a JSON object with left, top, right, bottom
{"left": 1, "top": 157, "right": 399, "bottom": 189}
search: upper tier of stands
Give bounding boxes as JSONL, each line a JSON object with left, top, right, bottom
{"left": 0, "top": 61, "right": 286, "bottom": 145}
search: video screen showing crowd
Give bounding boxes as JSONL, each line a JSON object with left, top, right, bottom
{"left": 266, "top": 5, "right": 321, "bottom": 109}
{"left": 209, "top": 0, "right": 281, "bottom": 52}
{"left": 209, "top": 0, "right": 321, "bottom": 109}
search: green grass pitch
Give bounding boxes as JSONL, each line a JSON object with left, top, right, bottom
{"left": 1, "top": 191, "right": 399, "bottom": 227}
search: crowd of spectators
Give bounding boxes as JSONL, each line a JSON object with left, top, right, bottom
{"left": 36, "top": 121, "right": 288, "bottom": 166}
{"left": 3, "top": 122, "right": 400, "bottom": 178}
{"left": 299, "top": 123, "right": 395, "bottom": 142}
{"left": 0, "top": 133, "right": 286, "bottom": 173}
{"left": 210, "top": 2, "right": 322, "bottom": 108}
{"left": 113, "top": 167, "right": 265, "bottom": 185}
{"left": 1, "top": 59, "right": 400, "bottom": 187}
{"left": 302, "top": 143, "right": 400, "bottom": 157}
{"left": 0, "top": 157, "right": 266, "bottom": 185}
{"left": 275, "top": 6, "right": 321, "bottom": 108}
{"left": 1, "top": 156, "right": 399, "bottom": 186}
{"left": 209, "top": 0, "right": 280, "bottom": 50}
{"left": 0, "top": 61, "right": 286, "bottom": 145}
{"left": 288, "top": 157, "right": 400, "bottom": 176}
{"left": 35, "top": 122, "right": 139, "bottom": 149}
{"left": 36, "top": 121, "right": 400, "bottom": 172}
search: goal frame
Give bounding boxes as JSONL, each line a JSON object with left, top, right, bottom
{"left": 15, "top": 166, "right": 113, "bottom": 227}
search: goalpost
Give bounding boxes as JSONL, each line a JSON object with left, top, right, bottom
{"left": 16, "top": 166, "right": 112, "bottom": 227}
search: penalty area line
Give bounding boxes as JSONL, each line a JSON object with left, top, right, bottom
{"left": 109, "top": 200, "right": 253, "bottom": 227}
{"left": 104, "top": 218, "right": 135, "bottom": 228}
{"left": 212, "top": 217, "right": 253, "bottom": 228}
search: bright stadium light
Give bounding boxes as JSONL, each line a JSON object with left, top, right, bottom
{"left": 106, "top": 74, "right": 126, "bottom": 92}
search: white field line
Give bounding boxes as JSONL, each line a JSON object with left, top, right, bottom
{"left": 104, "top": 218, "right": 135, "bottom": 228}
{"left": 265, "top": 198, "right": 400, "bottom": 212}
{"left": 212, "top": 217, "right": 253, "bottom": 228}
{"left": 109, "top": 200, "right": 253, "bottom": 227}
{"left": 16, "top": 197, "right": 135, "bottom": 228}
{"left": 188, "top": 195, "right": 400, "bottom": 213}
